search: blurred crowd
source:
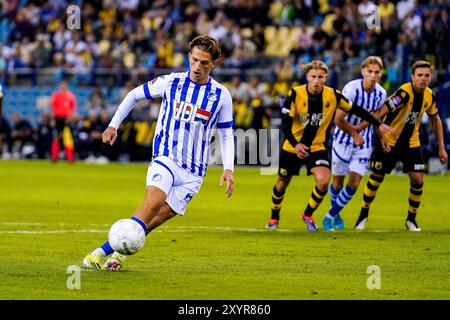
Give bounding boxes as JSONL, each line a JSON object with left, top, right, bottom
{"left": 0, "top": 0, "right": 448, "bottom": 86}
{"left": 0, "top": 108, "right": 159, "bottom": 163}
{"left": 0, "top": 0, "right": 449, "bottom": 168}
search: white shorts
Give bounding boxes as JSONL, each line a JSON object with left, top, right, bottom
{"left": 331, "top": 141, "right": 372, "bottom": 176}
{"left": 146, "top": 156, "right": 203, "bottom": 216}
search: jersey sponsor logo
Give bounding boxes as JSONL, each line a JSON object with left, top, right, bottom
{"left": 298, "top": 112, "right": 324, "bottom": 126}
{"left": 388, "top": 95, "right": 402, "bottom": 109}
{"left": 174, "top": 101, "right": 211, "bottom": 124}
{"left": 402, "top": 111, "right": 420, "bottom": 124}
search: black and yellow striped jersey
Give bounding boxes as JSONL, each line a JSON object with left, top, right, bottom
{"left": 282, "top": 84, "right": 352, "bottom": 153}
{"left": 384, "top": 82, "right": 438, "bottom": 148}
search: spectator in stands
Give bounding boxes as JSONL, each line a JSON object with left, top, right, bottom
{"left": 10, "top": 112, "right": 33, "bottom": 158}
{"left": 32, "top": 34, "right": 51, "bottom": 68}
{"left": 35, "top": 112, "right": 53, "bottom": 159}
{"left": 50, "top": 80, "right": 77, "bottom": 162}
{"left": 86, "top": 85, "right": 106, "bottom": 113}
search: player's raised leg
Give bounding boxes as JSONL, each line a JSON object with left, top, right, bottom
{"left": 83, "top": 159, "right": 173, "bottom": 270}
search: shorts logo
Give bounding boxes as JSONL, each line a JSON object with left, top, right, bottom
{"left": 315, "top": 159, "right": 329, "bottom": 166}
{"left": 371, "top": 161, "right": 382, "bottom": 170}
{"left": 184, "top": 194, "right": 193, "bottom": 203}
{"left": 152, "top": 174, "right": 162, "bottom": 182}
{"left": 279, "top": 168, "right": 288, "bottom": 176}
{"left": 414, "top": 164, "right": 425, "bottom": 170}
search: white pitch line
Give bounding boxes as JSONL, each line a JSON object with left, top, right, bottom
{"left": 2, "top": 222, "right": 46, "bottom": 225}
{"left": 0, "top": 225, "right": 401, "bottom": 234}
{"left": 0, "top": 229, "right": 108, "bottom": 234}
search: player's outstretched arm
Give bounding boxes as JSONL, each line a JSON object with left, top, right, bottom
{"left": 349, "top": 104, "right": 396, "bottom": 138}
{"left": 354, "top": 104, "right": 389, "bottom": 132}
{"left": 218, "top": 126, "right": 235, "bottom": 197}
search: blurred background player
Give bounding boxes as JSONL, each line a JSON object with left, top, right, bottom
{"left": 83, "top": 35, "right": 235, "bottom": 271}
{"left": 355, "top": 60, "right": 448, "bottom": 231}
{"left": 265, "top": 60, "right": 394, "bottom": 232}
{"left": 50, "top": 80, "right": 77, "bottom": 162}
{"left": 322, "top": 56, "right": 387, "bottom": 231}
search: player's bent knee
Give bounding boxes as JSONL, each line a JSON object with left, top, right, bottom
{"left": 316, "top": 180, "right": 329, "bottom": 192}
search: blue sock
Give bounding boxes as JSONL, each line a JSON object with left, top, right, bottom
{"left": 100, "top": 241, "right": 114, "bottom": 256}
{"left": 329, "top": 184, "right": 356, "bottom": 217}
{"left": 131, "top": 216, "right": 148, "bottom": 233}
{"left": 97, "top": 217, "right": 148, "bottom": 256}
{"left": 329, "top": 184, "right": 340, "bottom": 207}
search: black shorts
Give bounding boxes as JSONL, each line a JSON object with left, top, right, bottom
{"left": 370, "top": 141, "right": 426, "bottom": 174}
{"left": 54, "top": 117, "right": 67, "bottom": 133}
{"left": 278, "top": 149, "right": 330, "bottom": 176}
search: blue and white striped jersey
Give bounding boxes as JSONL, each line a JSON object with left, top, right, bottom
{"left": 143, "top": 71, "right": 233, "bottom": 177}
{"left": 333, "top": 79, "right": 386, "bottom": 148}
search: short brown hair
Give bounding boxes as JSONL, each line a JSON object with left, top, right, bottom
{"left": 361, "top": 56, "right": 383, "bottom": 69}
{"left": 189, "top": 35, "right": 222, "bottom": 61}
{"left": 302, "top": 60, "right": 329, "bottom": 74}
{"left": 411, "top": 60, "right": 432, "bottom": 75}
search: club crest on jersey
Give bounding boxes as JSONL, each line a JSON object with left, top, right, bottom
{"left": 174, "top": 101, "right": 211, "bottom": 124}
{"left": 207, "top": 91, "right": 217, "bottom": 102}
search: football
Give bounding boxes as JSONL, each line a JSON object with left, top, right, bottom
{"left": 108, "top": 219, "right": 146, "bottom": 255}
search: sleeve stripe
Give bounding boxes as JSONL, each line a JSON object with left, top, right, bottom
{"left": 217, "top": 120, "right": 234, "bottom": 128}
{"left": 143, "top": 82, "right": 152, "bottom": 99}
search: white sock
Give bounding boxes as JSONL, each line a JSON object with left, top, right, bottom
{"left": 92, "top": 248, "right": 106, "bottom": 257}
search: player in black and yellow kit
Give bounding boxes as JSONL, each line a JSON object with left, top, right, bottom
{"left": 266, "top": 60, "right": 394, "bottom": 232}
{"left": 355, "top": 60, "right": 448, "bottom": 231}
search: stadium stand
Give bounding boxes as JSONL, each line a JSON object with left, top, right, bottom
{"left": 0, "top": 0, "right": 449, "bottom": 166}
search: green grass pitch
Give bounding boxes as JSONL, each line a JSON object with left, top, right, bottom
{"left": 0, "top": 160, "right": 449, "bottom": 299}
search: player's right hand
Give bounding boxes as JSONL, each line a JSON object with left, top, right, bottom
{"left": 380, "top": 138, "right": 391, "bottom": 153}
{"left": 295, "top": 143, "right": 309, "bottom": 159}
{"left": 352, "top": 133, "right": 365, "bottom": 146}
{"left": 378, "top": 123, "right": 397, "bottom": 138}
{"left": 102, "top": 126, "right": 117, "bottom": 145}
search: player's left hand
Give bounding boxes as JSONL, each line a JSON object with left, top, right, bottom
{"left": 220, "top": 169, "right": 234, "bottom": 198}
{"left": 438, "top": 148, "right": 448, "bottom": 164}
